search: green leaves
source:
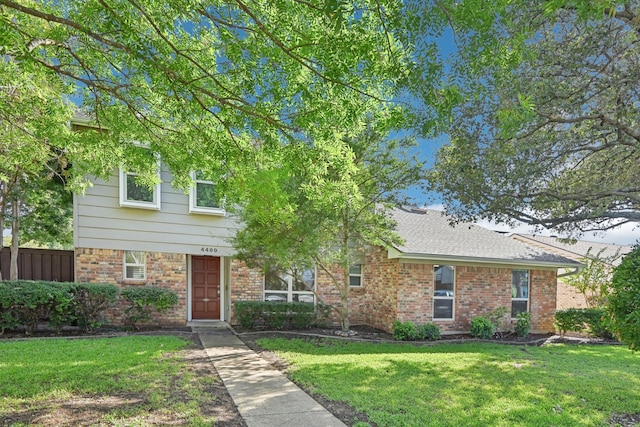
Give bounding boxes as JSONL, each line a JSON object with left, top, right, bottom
{"left": 427, "top": 0, "right": 640, "bottom": 234}
{"left": 607, "top": 245, "right": 640, "bottom": 350}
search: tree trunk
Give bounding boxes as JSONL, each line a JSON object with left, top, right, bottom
{"left": 340, "top": 267, "right": 350, "bottom": 331}
{"left": 10, "top": 197, "right": 20, "bottom": 280}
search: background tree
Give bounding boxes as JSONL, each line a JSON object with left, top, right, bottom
{"left": 425, "top": 1, "right": 639, "bottom": 235}
{"left": 232, "top": 123, "right": 425, "bottom": 331}
{"left": 0, "top": 59, "right": 78, "bottom": 278}
{"left": 563, "top": 248, "right": 623, "bottom": 308}
{"left": 607, "top": 245, "right": 640, "bottom": 351}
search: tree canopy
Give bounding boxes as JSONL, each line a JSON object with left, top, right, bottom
{"left": 427, "top": 1, "right": 640, "bottom": 235}
{"left": 233, "top": 123, "right": 425, "bottom": 330}
{"left": 0, "top": 0, "right": 424, "bottom": 192}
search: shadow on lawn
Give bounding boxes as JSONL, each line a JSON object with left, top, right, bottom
{"left": 244, "top": 334, "right": 640, "bottom": 427}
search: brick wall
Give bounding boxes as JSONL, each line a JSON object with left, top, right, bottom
{"left": 315, "top": 264, "right": 368, "bottom": 326}
{"left": 361, "top": 247, "right": 400, "bottom": 331}
{"left": 530, "top": 269, "right": 558, "bottom": 332}
{"left": 354, "top": 251, "right": 560, "bottom": 334}
{"left": 76, "top": 248, "right": 187, "bottom": 326}
{"left": 556, "top": 279, "right": 588, "bottom": 309}
{"left": 228, "top": 258, "right": 264, "bottom": 323}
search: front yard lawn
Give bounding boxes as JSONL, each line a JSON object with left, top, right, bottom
{"left": 256, "top": 338, "right": 640, "bottom": 427}
{"left": 0, "top": 335, "right": 242, "bottom": 426}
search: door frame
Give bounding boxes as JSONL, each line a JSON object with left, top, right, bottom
{"left": 187, "top": 255, "right": 225, "bottom": 321}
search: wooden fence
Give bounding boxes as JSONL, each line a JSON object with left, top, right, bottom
{"left": 0, "top": 247, "right": 74, "bottom": 282}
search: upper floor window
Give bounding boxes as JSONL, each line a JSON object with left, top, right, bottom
{"left": 189, "top": 171, "right": 225, "bottom": 215}
{"left": 511, "top": 269, "right": 529, "bottom": 317}
{"left": 349, "top": 264, "right": 363, "bottom": 287}
{"left": 119, "top": 147, "right": 161, "bottom": 210}
{"left": 433, "top": 265, "right": 455, "bottom": 320}
{"left": 124, "top": 250, "right": 146, "bottom": 280}
{"left": 264, "top": 266, "right": 315, "bottom": 304}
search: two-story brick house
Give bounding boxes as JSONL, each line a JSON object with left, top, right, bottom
{"left": 73, "top": 147, "right": 581, "bottom": 333}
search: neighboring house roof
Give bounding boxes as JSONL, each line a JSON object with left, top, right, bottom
{"left": 389, "top": 207, "right": 582, "bottom": 269}
{"left": 510, "top": 234, "right": 633, "bottom": 267}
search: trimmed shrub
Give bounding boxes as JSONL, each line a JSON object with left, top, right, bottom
{"left": 121, "top": 286, "right": 179, "bottom": 328}
{"left": 470, "top": 316, "right": 494, "bottom": 339}
{"left": 0, "top": 280, "right": 72, "bottom": 334}
{"left": 417, "top": 322, "right": 441, "bottom": 340}
{"left": 71, "top": 283, "right": 119, "bottom": 332}
{"left": 393, "top": 320, "right": 418, "bottom": 341}
{"left": 515, "top": 312, "right": 531, "bottom": 337}
{"left": 554, "top": 308, "right": 615, "bottom": 338}
{"left": 233, "top": 301, "right": 324, "bottom": 330}
{"left": 582, "top": 308, "right": 614, "bottom": 339}
{"left": 554, "top": 308, "right": 584, "bottom": 336}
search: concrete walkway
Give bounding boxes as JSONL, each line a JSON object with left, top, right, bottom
{"left": 193, "top": 323, "right": 346, "bottom": 427}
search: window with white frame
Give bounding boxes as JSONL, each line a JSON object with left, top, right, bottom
{"left": 189, "top": 170, "right": 224, "bottom": 215}
{"left": 349, "top": 264, "right": 363, "bottom": 287}
{"left": 433, "top": 265, "right": 455, "bottom": 320}
{"left": 511, "top": 269, "right": 529, "bottom": 317}
{"left": 264, "top": 266, "right": 315, "bottom": 303}
{"left": 124, "top": 251, "right": 146, "bottom": 280}
{"left": 119, "top": 147, "right": 161, "bottom": 209}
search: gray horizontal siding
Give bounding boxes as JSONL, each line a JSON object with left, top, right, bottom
{"left": 74, "top": 170, "right": 241, "bottom": 256}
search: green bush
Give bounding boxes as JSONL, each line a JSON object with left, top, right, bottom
{"left": 514, "top": 312, "right": 531, "bottom": 337}
{"left": 121, "top": 286, "right": 179, "bottom": 328}
{"left": 554, "top": 308, "right": 584, "bottom": 336}
{"left": 607, "top": 245, "right": 640, "bottom": 350}
{"left": 417, "top": 322, "right": 441, "bottom": 340}
{"left": 233, "top": 301, "right": 323, "bottom": 330}
{"left": 554, "top": 308, "right": 615, "bottom": 338}
{"left": 393, "top": 320, "right": 418, "bottom": 340}
{"left": 582, "top": 308, "right": 614, "bottom": 339}
{"left": 0, "top": 280, "right": 72, "bottom": 334}
{"left": 71, "top": 283, "right": 119, "bottom": 332}
{"left": 487, "top": 306, "right": 509, "bottom": 336}
{"left": 470, "top": 316, "right": 494, "bottom": 339}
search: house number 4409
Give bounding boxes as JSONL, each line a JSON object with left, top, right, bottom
{"left": 201, "top": 247, "right": 218, "bottom": 253}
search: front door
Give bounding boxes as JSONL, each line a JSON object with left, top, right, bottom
{"left": 191, "top": 256, "right": 221, "bottom": 320}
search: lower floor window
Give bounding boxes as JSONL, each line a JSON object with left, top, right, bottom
{"left": 434, "top": 265, "right": 455, "bottom": 319}
{"left": 124, "top": 250, "right": 146, "bottom": 280}
{"left": 264, "top": 266, "right": 315, "bottom": 303}
{"left": 512, "top": 269, "right": 529, "bottom": 317}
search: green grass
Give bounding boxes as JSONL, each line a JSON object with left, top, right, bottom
{"left": 0, "top": 336, "right": 219, "bottom": 426}
{"left": 257, "top": 338, "right": 640, "bottom": 427}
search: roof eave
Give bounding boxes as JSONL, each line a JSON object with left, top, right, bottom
{"left": 388, "top": 250, "right": 583, "bottom": 269}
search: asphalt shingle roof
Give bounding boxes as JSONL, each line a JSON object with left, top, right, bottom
{"left": 390, "top": 207, "right": 581, "bottom": 267}
{"left": 511, "top": 234, "right": 633, "bottom": 266}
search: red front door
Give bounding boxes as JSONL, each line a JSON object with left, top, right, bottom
{"left": 191, "top": 256, "right": 221, "bottom": 319}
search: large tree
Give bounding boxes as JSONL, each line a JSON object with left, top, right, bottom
{"left": 0, "top": 0, "right": 423, "bottom": 191}
{"left": 0, "top": 59, "right": 79, "bottom": 278}
{"left": 232, "top": 123, "right": 425, "bottom": 331}
{"left": 427, "top": 1, "right": 640, "bottom": 235}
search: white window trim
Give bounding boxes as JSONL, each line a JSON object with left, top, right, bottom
{"left": 511, "top": 269, "right": 530, "bottom": 318}
{"left": 349, "top": 264, "right": 363, "bottom": 287}
{"left": 264, "top": 267, "right": 316, "bottom": 303}
{"left": 124, "top": 250, "right": 146, "bottom": 281}
{"left": 433, "top": 265, "right": 455, "bottom": 320}
{"left": 119, "top": 149, "right": 161, "bottom": 210}
{"left": 189, "top": 171, "right": 225, "bottom": 215}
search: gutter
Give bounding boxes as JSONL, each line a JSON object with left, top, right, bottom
{"left": 388, "top": 249, "right": 584, "bottom": 270}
